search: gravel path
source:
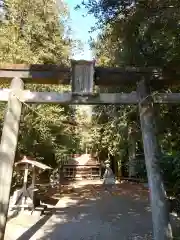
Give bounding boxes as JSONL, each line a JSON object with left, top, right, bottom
{"left": 5, "top": 182, "right": 180, "bottom": 240}
{"left": 30, "top": 183, "right": 153, "bottom": 240}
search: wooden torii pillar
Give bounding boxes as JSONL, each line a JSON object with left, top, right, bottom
{"left": 0, "top": 78, "right": 24, "bottom": 240}
{"left": 128, "top": 123, "right": 137, "bottom": 178}
{"left": 137, "top": 79, "right": 172, "bottom": 240}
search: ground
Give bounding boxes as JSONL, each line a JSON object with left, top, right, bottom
{"left": 4, "top": 180, "right": 180, "bottom": 240}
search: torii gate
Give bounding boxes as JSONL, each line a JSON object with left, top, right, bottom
{"left": 0, "top": 60, "right": 178, "bottom": 239}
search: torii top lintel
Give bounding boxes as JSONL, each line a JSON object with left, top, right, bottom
{"left": 0, "top": 60, "right": 179, "bottom": 86}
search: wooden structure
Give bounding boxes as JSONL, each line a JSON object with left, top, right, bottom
{"left": 62, "top": 154, "right": 100, "bottom": 180}
{"left": 0, "top": 60, "right": 178, "bottom": 239}
{"left": 10, "top": 156, "right": 52, "bottom": 212}
{"left": 128, "top": 123, "right": 137, "bottom": 178}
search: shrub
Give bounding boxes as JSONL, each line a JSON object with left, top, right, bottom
{"left": 160, "top": 152, "right": 180, "bottom": 196}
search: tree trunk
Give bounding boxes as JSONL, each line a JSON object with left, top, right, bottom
{"left": 137, "top": 79, "right": 172, "bottom": 240}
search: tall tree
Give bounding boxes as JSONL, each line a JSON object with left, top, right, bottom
{"left": 0, "top": 0, "right": 71, "bottom": 64}
{"left": 84, "top": 0, "right": 180, "bottom": 160}
{"left": 86, "top": 0, "right": 180, "bottom": 69}
{"left": 0, "top": 0, "right": 84, "bottom": 168}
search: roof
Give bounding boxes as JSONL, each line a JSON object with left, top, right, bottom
{"left": 15, "top": 156, "right": 52, "bottom": 170}
{"left": 64, "top": 154, "right": 99, "bottom": 166}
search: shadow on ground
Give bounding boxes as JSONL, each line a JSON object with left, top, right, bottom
{"left": 11, "top": 182, "right": 180, "bottom": 240}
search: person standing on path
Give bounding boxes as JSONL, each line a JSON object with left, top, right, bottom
{"left": 103, "top": 160, "right": 115, "bottom": 191}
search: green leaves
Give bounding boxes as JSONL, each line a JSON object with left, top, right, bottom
{"left": 87, "top": 0, "right": 180, "bottom": 69}
{"left": 0, "top": 0, "right": 85, "bottom": 168}
{"left": 160, "top": 152, "right": 180, "bottom": 195}
{"left": 0, "top": 0, "right": 72, "bottom": 64}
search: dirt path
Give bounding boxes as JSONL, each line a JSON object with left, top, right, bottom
{"left": 4, "top": 181, "right": 180, "bottom": 240}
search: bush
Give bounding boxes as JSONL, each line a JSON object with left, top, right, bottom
{"left": 134, "top": 158, "right": 147, "bottom": 180}
{"left": 160, "top": 152, "right": 180, "bottom": 196}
